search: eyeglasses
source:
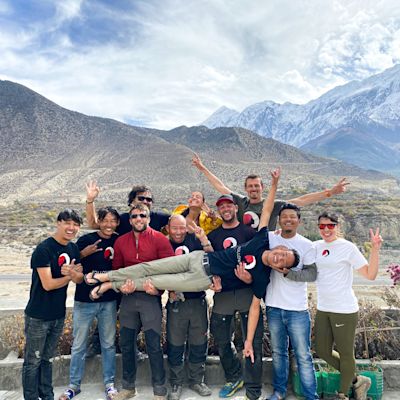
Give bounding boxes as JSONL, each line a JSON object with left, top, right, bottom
{"left": 137, "top": 196, "right": 153, "bottom": 203}
{"left": 318, "top": 223, "right": 337, "bottom": 230}
{"left": 130, "top": 213, "right": 148, "bottom": 219}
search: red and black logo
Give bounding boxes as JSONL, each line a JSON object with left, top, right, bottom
{"left": 243, "top": 255, "right": 256, "bottom": 270}
{"left": 322, "top": 249, "right": 330, "bottom": 257}
{"left": 243, "top": 211, "right": 260, "bottom": 229}
{"left": 175, "top": 245, "right": 190, "bottom": 256}
{"left": 223, "top": 237, "right": 237, "bottom": 249}
{"left": 104, "top": 247, "right": 114, "bottom": 260}
{"left": 58, "top": 253, "right": 70, "bottom": 267}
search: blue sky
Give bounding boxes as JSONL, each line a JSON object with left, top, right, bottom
{"left": 1, "top": 0, "right": 400, "bottom": 129}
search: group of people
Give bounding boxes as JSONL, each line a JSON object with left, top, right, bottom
{"left": 22, "top": 154, "right": 383, "bottom": 400}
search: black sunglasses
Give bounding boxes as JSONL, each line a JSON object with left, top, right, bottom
{"left": 137, "top": 195, "right": 153, "bottom": 203}
{"left": 130, "top": 213, "right": 148, "bottom": 219}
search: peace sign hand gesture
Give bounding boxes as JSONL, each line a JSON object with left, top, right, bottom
{"left": 370, "top": 228, "right": 383, "bottom": 251}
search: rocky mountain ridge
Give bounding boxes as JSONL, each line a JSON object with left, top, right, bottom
{"left": 202, "top": 65, "right": 400, "bottom": 175}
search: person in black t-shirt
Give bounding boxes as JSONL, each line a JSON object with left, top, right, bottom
{"left": 59, "top": 207, "right": 120, "bottom": 400}
{"left": 85, "top": 181, "right": 170, "bottom": 234}
{"left": 23, "top": 209, "right": 82, "bottom": 400}
{"left": 207, "top": 194, "right": 261, "bottom": 399}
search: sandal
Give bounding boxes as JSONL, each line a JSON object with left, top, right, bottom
{"left": 89, "top": 284, "right": 105, "bottom": 301}
{"left": 58, "top": 388, "right": 81, "bottom": 400}
{"left": 84, "top": 271, "right": 101, "bottom": 286}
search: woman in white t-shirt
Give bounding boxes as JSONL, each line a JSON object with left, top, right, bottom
{"left": 313, "top": 211, "right": 382, "bottom": 400}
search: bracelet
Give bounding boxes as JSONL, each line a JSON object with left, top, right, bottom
{"left": 324, "top": 189, "right": 332, "bottom": 198}
{"left": 86, "top": 200, "right": 94, "bottom": 204}
{"left": 202, "top": 241, "right": 211, "bottom": 247}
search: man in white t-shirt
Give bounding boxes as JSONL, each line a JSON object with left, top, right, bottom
{"left": 264, "top": 203, "right": 318, "bottom": 400}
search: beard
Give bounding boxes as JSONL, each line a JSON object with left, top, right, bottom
{"left": 222, "top": 214, "right": 236, "bottom": 224}
{"left": 132, "top": 223, "right": 148, "bottom": 233}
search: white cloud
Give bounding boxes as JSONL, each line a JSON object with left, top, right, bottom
{"left": 0, "top": 0, "right": 400, "bottom": 129}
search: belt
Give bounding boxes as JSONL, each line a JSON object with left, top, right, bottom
{"left": 202, "top": 254, "right": 212, "bottom": 277}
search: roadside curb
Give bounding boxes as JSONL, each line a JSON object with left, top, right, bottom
{"left": 1, "top": 354, "right": 400, "bottom": 392}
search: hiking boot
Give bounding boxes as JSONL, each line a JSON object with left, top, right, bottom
{"left": 353, "top": 375, "right": 371, "bottom": 400}
{"left": 189, "top": 382, "right": 212, "bottom": 396}
{"left": 105, "top": 383, "right": 119, "bottom": 400}
{"left": 112, "top": 388, "right": 137, "bottom": 400}
{"left": 219, "top": 379, "right": 244, "bottom": 397}
{"left": 168, "top": 384, "right": 182, "bottom": 400}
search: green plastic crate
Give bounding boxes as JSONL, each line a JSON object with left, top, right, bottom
{"left": 357, "top": 365, "right": 384, "bottom": 400}
{"left": 291, "top": 368, "right": 323, "bottom": 398}
{"left": 321, "top": 370, "right": 352, "bottom": 397}
{"left": 320, "top": 365, "right": 383, "bottom": 400}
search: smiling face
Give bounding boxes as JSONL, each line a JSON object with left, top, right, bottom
{"left": 262, "top": 245, "right": 296, "bottom": 270}
{"left": 55, "top": 219, "right": 80, "bottom": 244}
{"left": 167, "top": 215, "right": 187, "bottom": 244}
{"left": 279, "top": 209, "right": 300, "bottom": 237}
{"left": 98, "top": 212, "right": 119, "bottom": 239}
{"left": 318, "top": 217, "right": 338, "bottom": 243}
{"left": 188, "top": 191, "right": 204, "bottom": 208}
{"left": 129, "top": 209, "right": 150, "bottom": 233}
{"left": 244, "top": 177, "right": 263, "bottom": 202}
{"left": 217, "top": 201, "right": 238, "bottom": 224}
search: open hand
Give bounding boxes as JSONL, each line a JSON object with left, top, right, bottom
{"left": 234, "top": 262, "right": 253, "bottom": 284}
{"left": 86, "top": 180, "right": 100, "bottom": 202}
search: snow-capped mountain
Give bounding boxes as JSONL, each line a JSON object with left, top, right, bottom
{"left": 202, "top": 65, "right": 400, "bottom": 175}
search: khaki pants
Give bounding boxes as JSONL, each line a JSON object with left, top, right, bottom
{"left": 109, "top": 251, "right": 211, "bottom": 292}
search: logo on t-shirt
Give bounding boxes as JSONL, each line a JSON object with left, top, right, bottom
{"left": 243, "top": 255, "right": 256, "bottom": 270}
{"left": 322, "top": 249, "right": 330, "bottom": 257}
{"left": 58, "top": 253, "right": 70, "bottom": 267}
{"left": 223, "top": 237, "right": 237, "bottom": 249}
{"left": 243, "top": 211, "right": 260, "bottom": 229}
{"left": 104, "top": 246, "right": 114, "bottom": 260}
{"left": 175, "top": 245, "right": 190, "bottom": 256}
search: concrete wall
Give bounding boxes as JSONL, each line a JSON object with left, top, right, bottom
{"left": 1, "top": 353, "right": 399, "bottom": 392}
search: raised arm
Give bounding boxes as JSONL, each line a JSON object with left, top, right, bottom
{"left": 191, "top": 153, "right": 231, "bottom": 195}
{"left": 258, "top": 167, "right": 280, "bottom": 230}
{"left": 358, "top": 228, "right": 383, "bottom": 280}
{"left": 288, "top": 177, "right": 349, "bottom": 207}
{"left": 85, "top": 180, "right": 100, "bottom": 229}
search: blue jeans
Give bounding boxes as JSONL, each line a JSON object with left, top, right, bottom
{"left": 69, "top": 300, "right": 117, "bottom": 389}
{"left": 22, "top": 314, "right": 65, "bottom": 400}
{"left": 267, "top": 307, "right": 318, "bottom": 400}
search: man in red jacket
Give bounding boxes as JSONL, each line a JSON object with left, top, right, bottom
{"left": 111, "top": 204, "right": 174, "bottom": 400}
